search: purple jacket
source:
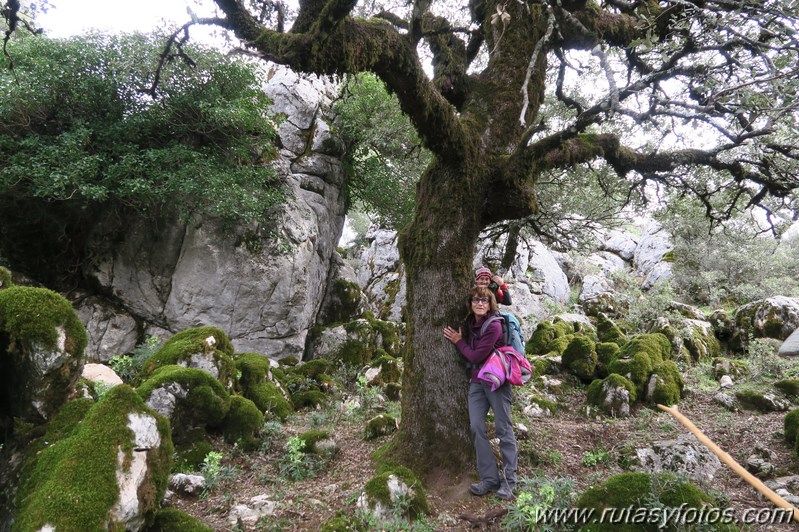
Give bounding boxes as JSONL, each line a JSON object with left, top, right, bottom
{"left": 455, "top": 313, "right": 503, "bottom": 383}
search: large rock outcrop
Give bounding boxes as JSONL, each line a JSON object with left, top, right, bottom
{"left": 76, "top": 69, "right": 348, "bottom": 360}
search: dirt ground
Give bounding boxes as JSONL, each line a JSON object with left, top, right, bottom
{"left": 172, "top": 371, "right": 799, "bottom": 531}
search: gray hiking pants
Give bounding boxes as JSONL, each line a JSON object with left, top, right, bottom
{"left": 468, "top": 382, "right": 517, "bottom": 488}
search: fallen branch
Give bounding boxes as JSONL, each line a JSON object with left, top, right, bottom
{"left": 657, "top": 403, "right": 799, "bottom": 524}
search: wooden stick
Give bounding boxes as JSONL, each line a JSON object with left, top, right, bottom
{"left": 657, "top": 404, "right": 799, "bottom": 523}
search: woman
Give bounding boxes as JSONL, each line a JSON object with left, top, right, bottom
{"left": 443, "top": 286, "right": 517, "bottom": 500}
{"left": 474, "top": 266, "right": 512, "bottom": 306}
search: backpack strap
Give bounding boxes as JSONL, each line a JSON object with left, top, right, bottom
{"left": 479, "top": 315, "right": 501, "bottom": 337}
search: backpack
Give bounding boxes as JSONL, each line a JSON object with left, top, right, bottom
{"left": 481, "top": 312, "right": 525, "bottom": 357}
{"left": 476, "top": 345, "right": 533, "bottom": 391}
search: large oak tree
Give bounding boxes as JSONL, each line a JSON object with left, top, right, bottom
{"left": 7, "top": 0, "right": 799, "bottom": 474}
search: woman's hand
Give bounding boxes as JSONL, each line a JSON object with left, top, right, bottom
{"left": 492, "top": 274, "right": 504, "bottom": 285}
{"left": 443, "top": 326, "right": 462, "bottom": 344}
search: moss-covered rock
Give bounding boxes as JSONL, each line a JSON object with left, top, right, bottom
{"left": 279, "top": 356, "right": 300, "bottom": 367}
{"left": 137, "top": 365, "right": 231, "bottom": 444}
{"left": 319, "top": 279, "right": 365, "bottom": 326}
{"left": 527, "top": 321, "right": 556, "bottom": 355}
{"left": 587, "top": 374, "right": 637, "bottom": 417}
{"left": 234, "top": 352, "right": 294, "bottom": 421}
{"left": 784, "top": 409, "right": 799, "bottom": 446}
{"left": 618, "top": 333, "right": 672, "bottom": 362}
{"left": 291, "top": 359, "right": 334, "bottom": 379}
{"left": 358, "top": 466, "right": 429, "bottom": 521}
{"left": 596, "top": 313, "right": 626, "bottom": 345}
{"left": 575, "top": 472, "right": 733, "bottom": 531}
{"left": 174, "top": 439, "right": 214, "bottom": 471}
{"left": 531, "top": 356, "right": 560, "bottom": 376}
{"left": 735, "top": 390, "right": 791, "bottom": 413}
{"left": 365, "top": 414, "right": 399, "bottom": 440}
{"left": 383, "top": 382, "right": 402, "bottom": 401}
{"left": 607, "top": 352, "right": 655, "bottom": 394}
{"left": 318, "top": 515, "right": 362, "bottom": 532}
{"left": 595, "top": 342, "right": 620, "bottom": 378}
{"left": 298, "top": 429, "right": 337, "bottom": 455}
{"left": 14, "top": 385, "right": 173, "bottom": 531}
{"left": 562, "top": 336, "right": 598, "bottom": 381}
{"left": 711, "top": 357, "right": 748, "bottom": 380}
{"left": 0, "top": 266, "right": 13, "bottom": 290}
{"left": 146, "top": 508, "right": 213, "bottom": 531}
{"left": 0, "top": 286, "right": 88, "bottom": 427}
{"left": 774, "top": 379, "right": 799, "bottom": 398}
{"left": 222, "top": 395, "right": 263, "bottom": 448}
{"left": 142, "top": 326, "right": 236, "bottom": 389}
{"left": 292, "top": 389, "right": 327, "bottom": 409}
{"left": 646, "top": 360, "right": 684, "bottom": 406}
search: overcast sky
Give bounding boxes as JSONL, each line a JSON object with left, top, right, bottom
{"left": 38, "top": 0, "right": 209, "bottom": 38}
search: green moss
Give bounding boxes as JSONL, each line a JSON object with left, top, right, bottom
{"left": 618, "top": 333, "right": 671, "bottom": 363}
{"left": 576, "top": 472, "right": 726, "bottom": 531}
{"left": 147, "top": 508, "right": 213, "bottom": 531}
{"left": 649, "top": 361, "right": 684, "bottom": 406}
{"left": 548, "top": 334, "right": 574, "bottom": 356}
{"left": 174, "top": 439, "right": 214, "bottom": 471}
{"left": 527, "top": 321, "right": 556, "bottom": 355}
{"left": 532, "top": 356, "right": 559, "bottom": 375}
{"left": 279, "top": 356, "right": 300, "bottom": 367}
{"left": 562, "top": 336, "right": 598, "bottom": 381}
{"left": 596, "top": 314, "right": 626, "bottom": 345}
{"left": 362, "top": 466, "right": 430, "bottom": 519}
{"left": 735, "top": 389, "right": 784, "bottom": 412}
{"left": 595, "top": 342, "right": 620, "bottom": 377}
{"left": 711, "top": 357, "right": 748, "bottom": 379}
{"left": 222, "top": 395, "right": 263, "bottom": 448}
{"left": 365, "top": 414, "right": 398, "bottom": 440}
{"left": 383, "top": 382, "right": 402, "bottom": 401}
{"left": 292, "top": 389, "right": 327, "bottom": 409}
{"left": 784, "top": 409, "right": 799, "bottom": 446}
{"left": 0, "top": 285, "right": 87, "bottom": 355}
{"left": 369, "top": 354, "right": 402, "bottom": 384}
{"left": 587, "top": 373, "right": 637, "bottom": 406}
{"left": 0, "top": 266, "right": 13, "bottom": 290}
{"left": 299, "top": 429, "right": 333, "bottom": 454}
{"left": 15, "top": 385, "right": 173, "bottom": 531}
{"left": 552, "top": 319, "right": 575, "bottom": 337}
{"left": 324, "top": 279, "right": 364, "bottom": 325}
{"left": 528, "top": 395, "right": 558, "bottom": 414}
{"left": 607, "top": 352, "right": 654, "bottom": 394}
{"left": 143, "top": 326, "right": 236, "bottom": 388}
{"left": 137, "top": 365, "right": 231, "bottom": 442}
{"left": 291, "top": 358, "right": 334, "bottom": 379}
{"left": 775, "top": 379, "right": 799, "bottom": 397}
{"left": 318, "top": 515, "right": 362, "bottom": 531}
{"left": 233, "top": 353, "right": 293, "bottom": 420}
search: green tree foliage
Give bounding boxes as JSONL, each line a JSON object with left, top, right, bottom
{"left": 0, "top": 33, "right": 282, "bottom": 223}
{"left": 657, "top": 198, "right": 799, "bottom": 307}
{"left": 334, "top": 74, "right": 430, "bottom": 231}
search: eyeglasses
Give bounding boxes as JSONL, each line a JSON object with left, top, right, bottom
{"left": 471, "top": 297, "right": 489, "bottom": 305}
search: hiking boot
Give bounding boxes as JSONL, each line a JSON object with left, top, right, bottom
{"left": 495, "top": 481, "right": 513, "bottom": 500}
{"left": 469, "top": 481, "right": 499, "bottom": 496}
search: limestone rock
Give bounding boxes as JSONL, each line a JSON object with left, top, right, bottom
{"left": 82, "top": 363, "right": 124, "bottom": 386}
{"left": 631, "top": 434, "right": 721, "bottom": 482}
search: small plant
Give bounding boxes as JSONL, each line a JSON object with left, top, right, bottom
{"left": 199, "top": 451, "right": 238, "bottom": 497}
{"left": 581, "top": 448, "right": 609, "bottom": 467}
{"left": 278, "top": 436, "right": 322, "bottom": 480}
{"left": 546, "top": 450, "right": 563, "bottom": 465}
{"left": 502, "top": 476, "right": 575, "bottom": 531}
{"left": 92, "top": 381, "right": 113, "bottom": 400}
{"left": 109, "top": 336, "right": 162, "bottom": 385}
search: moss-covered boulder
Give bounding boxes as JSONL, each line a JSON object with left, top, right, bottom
{"left": 292, "top": 389, "right": 327, "bottom": 409}
{"left": 732, "top": 297, "right": 799, "bottom": 350}
{"left": 137, "top": 365, "right": 231, "bottom": 444}
{"left": 650, "top": 318, "right": 721, "bottom": 362}
{"left": 562, "top": 336, "right": 598, "bottom": 381}
{"left": 587, "top": 374, "right": 637, "bottom": 417}
{"left": 735, "top": 389, "right": 791, "bottom": 413}
{"left": 618, "top": 333, "right": 672, "bottom": 362}
{"left": 575, "top": 472, "right": 734, "bottom": 531}
{"left": 357, "top": 466, "right": 429, "bottom": 521}
{"left": 774, "top": 379, "right": 799, "bottom": 398}
{"left": 383, "top": 382, "right": 402, "bottom": 401}
{"left": 527, "top": 321, "right": 557, "bottom": 355}
{"left": 221, "top": 395, "right": 263, "bottom": 449}
{"left": 174, "top": 439, "right": 214, "bottom": 471}
{"left": 596, "top": 312, "right": 626, "bottom": 345}
{"left": 784, "top": 409, "right": 799, "bottom": 446}
{"left": 146, "top": 508, "right": 213, "bottom": 531}
{"left": 317, "top": 279, "right": 366, "bottom": 326}
{"left": 14, "top": 385, "right": 173, "bottom": 531}
{"left": 711, "top": 357, "right": 748, "bottom": 380}
{"left": 234, "top": 352, "right": 294, "bottom": 421}
{"left": 0, "top": 266, "right": 13, "bottom": 290}
{"left": 309, "top": 317, "right": 403, "bottom": 366}
{"left": 608, "top": 333, "right": 673, "bottom": 394}
{"left": 365, "top": 414, "right": 399, "bottom": 440}
{"left": 0, "top": 286, "right": 88, "bottom": 430}
{"left": 645, "top": 361, "right": 684, "bottom": 406}
{"left": 299, "top": 430, "right": 337, "bottom": 455}
{"left": 366, "top": 354, "right": 402, "bottom": 385}
{"left": 142, "top": 326, "right": 236, "bottom": 389}
{"left": 595, "top": 342, "right": 620, "bottom": 378}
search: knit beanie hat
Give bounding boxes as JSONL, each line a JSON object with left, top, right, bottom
{"left": 475, "top": 267, "right": 492, "bottom": 280}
